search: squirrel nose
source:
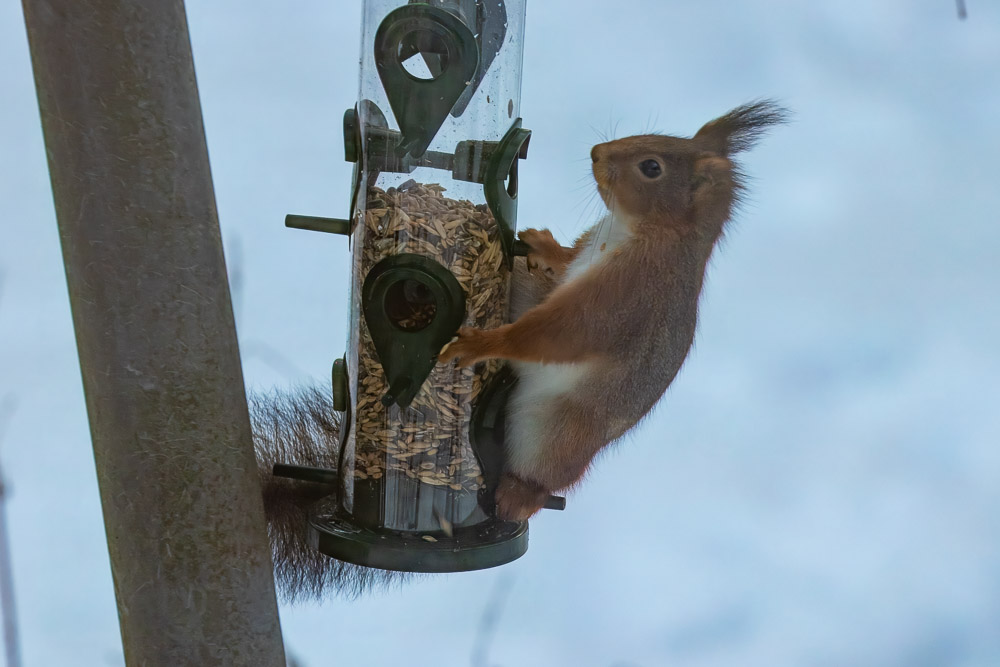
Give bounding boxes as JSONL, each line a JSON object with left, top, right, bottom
{"left": 591, "top": 146, "right": 601, "bottom": 163}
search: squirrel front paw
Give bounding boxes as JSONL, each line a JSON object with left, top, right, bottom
{"left": 495, "top": 473, "right": 550, "bottom": 521}
{"left": 438, "top": 327, "right": 491, "bottom": 367}
{"left": 518, "top": 228, "right": 563, "bottom": 276}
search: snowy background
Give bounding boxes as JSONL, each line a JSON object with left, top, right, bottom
{"left": 2, "top": 1, "right": 1000, "bottom": 665}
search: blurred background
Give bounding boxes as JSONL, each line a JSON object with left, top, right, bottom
{"left": 2, "top": 1, "right": 999, "bottom": 665}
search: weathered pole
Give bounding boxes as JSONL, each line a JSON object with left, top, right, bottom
{"left": 21, "top": 1, "right": 286, "bottom": 664}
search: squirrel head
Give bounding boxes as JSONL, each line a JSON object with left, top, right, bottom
{"left": 591, "top": 100, "right": 788, "bottom": 241}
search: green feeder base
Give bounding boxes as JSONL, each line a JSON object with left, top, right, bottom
{"left": 307, "top": 512, "right": 528, "bottom": 574}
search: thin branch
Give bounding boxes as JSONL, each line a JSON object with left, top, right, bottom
{"left": 227, "top": 234, "right": 245, "bottom": 328}
{"left": 226, "top": 233, "right": 308, "bottom": 381}
{"left": 0, "top": 397, "right": 15, "bottom": 451}
{"left": 470, "top": 572, "right": 514, "bottom": 667}
{"left": 242, "top": 341, "right": 308, "bottom": 381}
{"left": 0, "top": 396, "right": 21, "bottom": 667}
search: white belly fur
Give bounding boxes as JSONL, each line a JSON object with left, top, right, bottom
{"left": 564, "top": 211, "right": 634, "bottom": 281}
{"left": 505, "top": 360, "right": 591, "bottom": 475}
{"left": 504, "top": 211, "right": 633, "bottom": 477}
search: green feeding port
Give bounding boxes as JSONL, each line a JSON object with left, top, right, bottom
{"left": 374, "top": 4, "right": 480, "bottom": 158}
{"left": 362, "top": 253, "right": 465, "bottom": 409}
{"left": 280, "top": 0, "right": 558, "bottom": 573}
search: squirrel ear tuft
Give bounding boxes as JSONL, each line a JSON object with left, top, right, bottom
{"left": 691, "top": 156, "right": 730, "bottom": 190}
{"left": 694, "top": 99, "right": 790, "bottom": 155}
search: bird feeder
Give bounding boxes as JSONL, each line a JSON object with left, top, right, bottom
{"left": 278, "top": 0, "right": 544, "bottom": 573}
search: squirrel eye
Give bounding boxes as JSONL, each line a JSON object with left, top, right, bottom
{"left": 638, "top": 159, "right": 662, "bottom": 178}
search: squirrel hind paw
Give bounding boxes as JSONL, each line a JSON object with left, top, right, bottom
{"left": 495, "top": 473, "right": 550, "bottom": 521}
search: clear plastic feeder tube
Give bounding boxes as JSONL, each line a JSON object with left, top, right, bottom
{"left": 318, "top": 0, "right": 529, "bottom": 571}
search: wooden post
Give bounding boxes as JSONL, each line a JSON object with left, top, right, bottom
{"left": 21, "top": 1, "right": 286, "bottom": 663}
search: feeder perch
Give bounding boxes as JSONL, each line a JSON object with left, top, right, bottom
{"left": 279, "top": 0, "right": 563, "bottom": 573}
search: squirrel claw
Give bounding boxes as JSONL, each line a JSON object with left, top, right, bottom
{"left": 518, "top": 228, "right": 557, "bottom": 246}
{"left": 518, "top": 228, "right": 562, "bottom": 277}
{"left": 495, "top": 473, "right": 550, "bottom": 521}
{"left": 525, "top": 251, "right": 552, "bottom": 276}
{"left": 437, "top": 328, "right": 486, "bottom": 367}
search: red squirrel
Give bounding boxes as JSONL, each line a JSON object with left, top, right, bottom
{"left": 440, "top": 100, "right": 788, "bottom": 520}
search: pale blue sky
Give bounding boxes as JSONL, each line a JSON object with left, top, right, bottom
{"left": 2, "top": 1, "right": 999, "bottom": 665}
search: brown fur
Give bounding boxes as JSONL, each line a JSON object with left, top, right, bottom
{"left": 440, "top": 101, "right": 787, "bottom": 519}
{"left": 519, "top": 227, "right": 588, "bottom": 278}
{"left": 251, "top": 387, "right": 415, "bottom": 599}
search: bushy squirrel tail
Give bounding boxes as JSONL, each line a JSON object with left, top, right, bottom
{"left": 250, "top": 386, "right": 414, "bottom": 600}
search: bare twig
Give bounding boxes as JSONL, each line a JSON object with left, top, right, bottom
{"left": 0, "top": 395, "right": 21, "bottom": 667}
{"left": 226, "top": 233, "right": 309, "bottom": 381}
{"left": 0, "top": 267, "right": 22, "bottom": 667}
{"left": 471, "top": 572, "right": 514, "bottom": 667}
{"left": 956, "top": 0, "right": 967, "bottom": 19}
{"left": 227, "top": 234, "right": 245, "bottom": 326}
{"left": 242, "top": 341, "right": 308, "bottom": 381}
{"left": 0, "top": 398, "right": 15, "bottom": 449}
